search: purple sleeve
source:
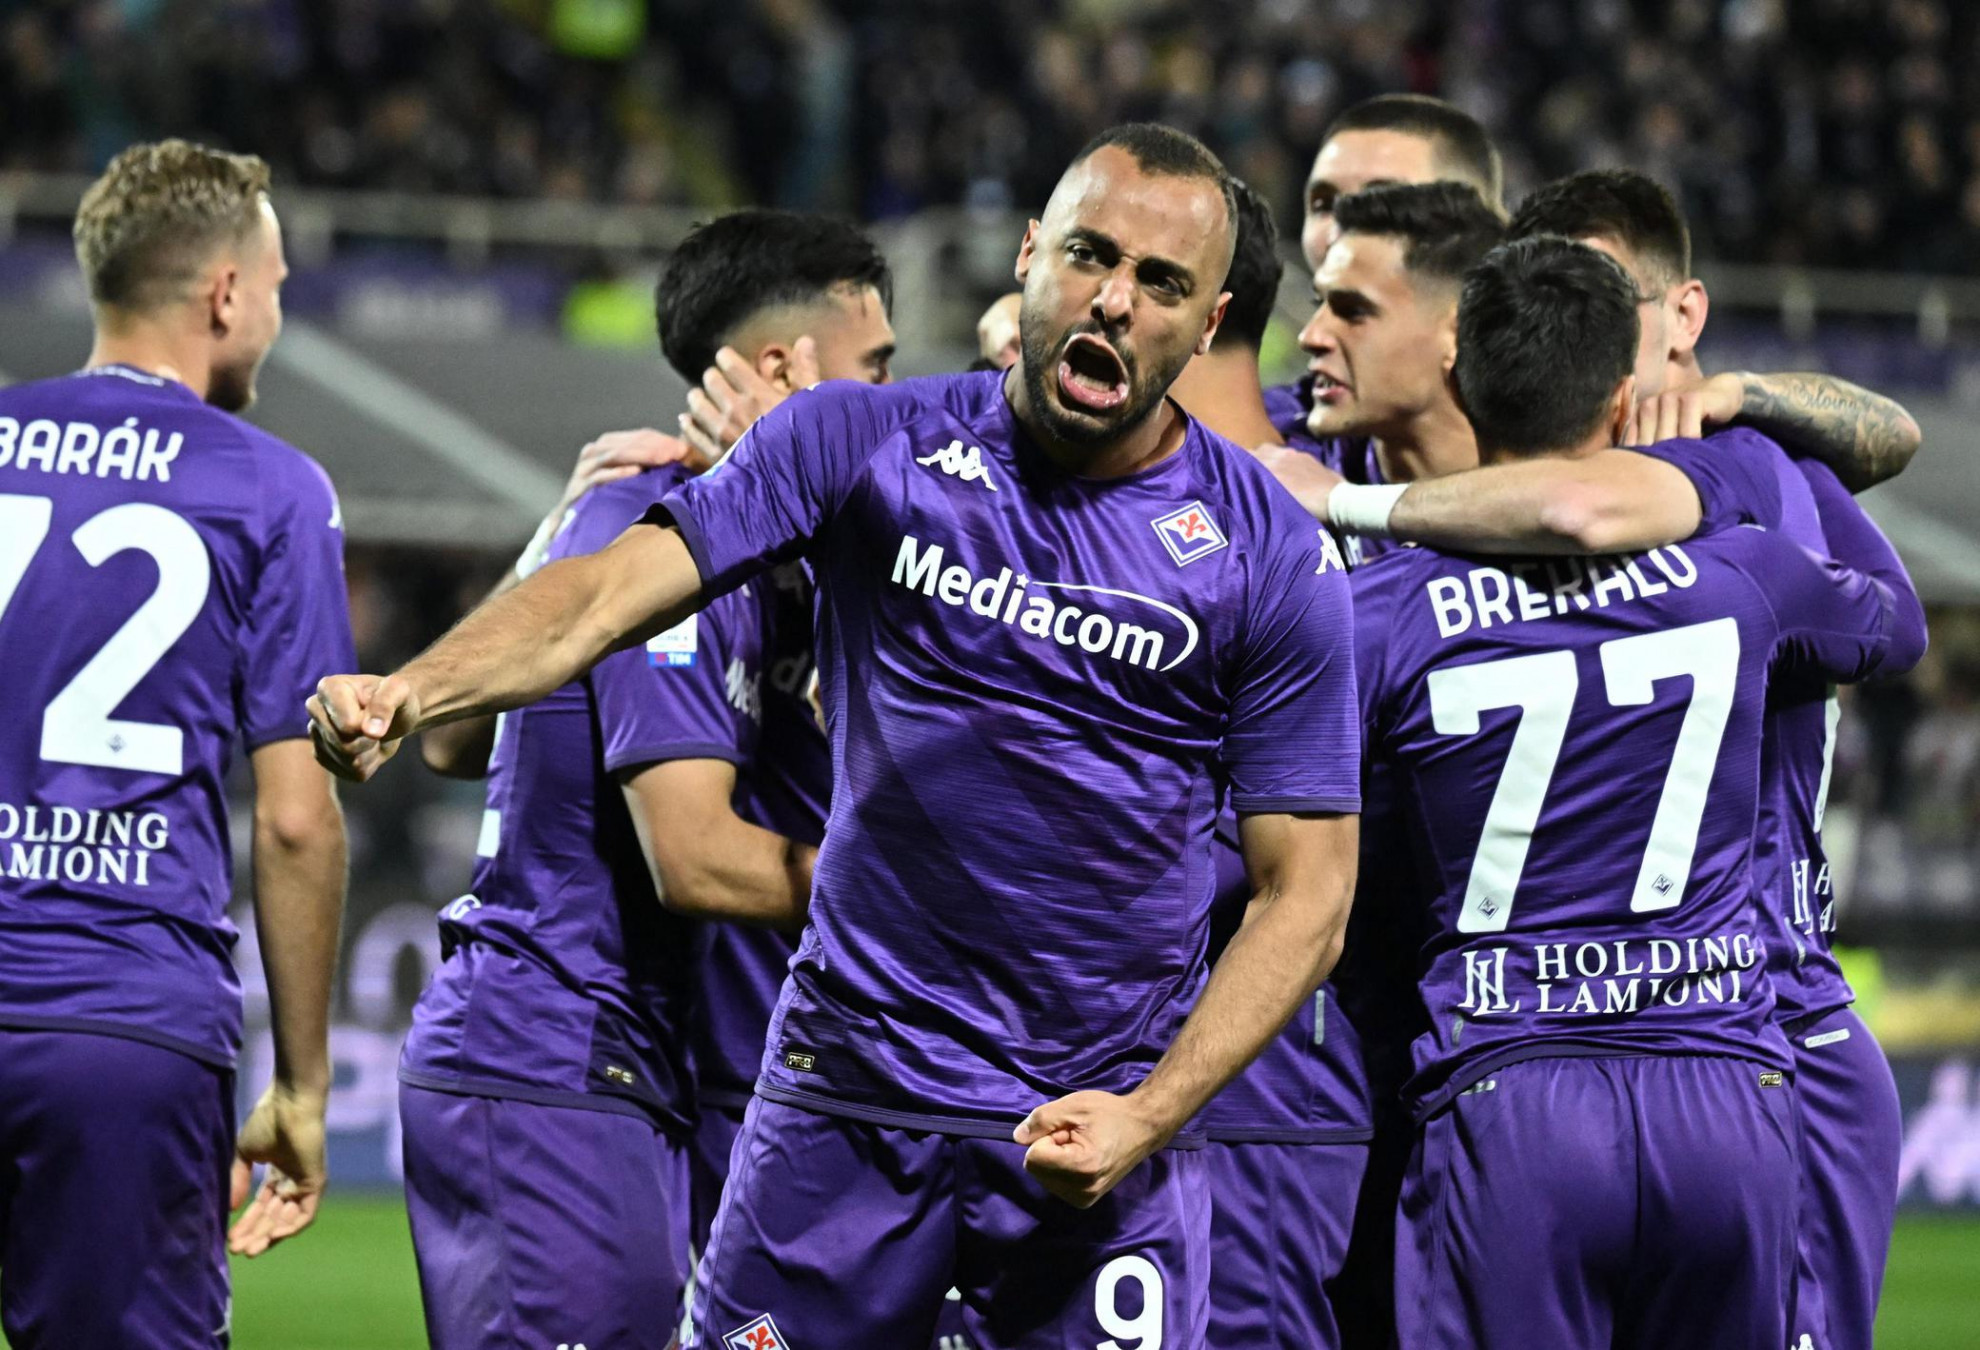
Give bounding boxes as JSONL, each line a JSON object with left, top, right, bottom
{"left": 1796, "top": 458, "right": 1928, "bottom": 675}
{"left": 1347, "top": 553, "right": 1415, "bottom": 747}
{"left": 1637, "top": 428, "right": 1785, "bottom": 534}
{"left": 653, "top": 382, "right": 891, "bottom": 596}
{"left": 238, "top": 452, "right": 357, "bottom": 748}
{"left": 553, "top": 479, "right": 753, "bottom": 773}
{"left": 1223, "top": 522, "right": 1361, "bottom": 814}
{"left": 1735, "top": 530, "right": 1913, "bottom": 684}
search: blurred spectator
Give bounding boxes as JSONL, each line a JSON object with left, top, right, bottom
{"left": 6, "top": 0, "right": 1980, "bottom": 271}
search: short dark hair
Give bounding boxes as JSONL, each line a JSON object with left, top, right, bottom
{"left": 1454, "top": 236, "right": 1640, "bottom": 457}
{"left": 1323, "top": 94, "right": 1504, "bottom": 209}
{"left": 1334, "top": 182, "right": 1506, "bottom": 288}
{"left": 1509, "top": 169, "right": 1691, "bottom": 292}
{"left": 1215, "top": 178, "right": 1282, "bottom": 351}
{"left": 1071, "top": 122, "right": 1238, "bottom": 231}
{"left": 655, "top": 210, "right": 892, "bottom": 382}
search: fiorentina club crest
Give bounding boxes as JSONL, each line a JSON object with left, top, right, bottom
{"left": 1151, "top": 501, "right": 1228, "bottom": 566}
{"left": 724, "top": 1315, "right": 790, "bottom": 1350}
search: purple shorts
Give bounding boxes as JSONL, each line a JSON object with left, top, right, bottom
{"left": 1204, "top": 1138, "right": 1366, "bottom": 1348}
{"left": 0, "top": 1027, "right": 233, "bottom": 1350}
{"left": 1396, "top": 1054, "right": 1798, "bottom": 1350}
{"left": 400, "top": 1083, "right": 692, "bottom": 1350}
{"left": 687, "top": 1097, "right": 1209, "bottom": 1349}
{"left": 1789, "top": 1006, "right": 1901, "bottom": 1350}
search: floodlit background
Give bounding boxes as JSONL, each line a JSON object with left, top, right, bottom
{"left": 4, "top": 1, "right": 1980, "bottom": 1345}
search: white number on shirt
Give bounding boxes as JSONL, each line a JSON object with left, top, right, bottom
{"left": 1428, "top": 650, "right": 1578, "bottom": 933}
{"left": 1095, "top": 1254, "right": 1163, "bottom": 1350}
{"left": 1599, "top": 619, "right": 1740, "bottom": 912}
{"left": 1428, "top": 618, "right": 1742, "bottom": 928}
{"left": 0, "top": 494, "right": 212, "bottom": 776}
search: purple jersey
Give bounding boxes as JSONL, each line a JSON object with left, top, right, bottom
{"left": 657, "top": 371, "right": 1360, "bottom": 1136}
{"left": 692, "top": 563, "right": 825, "bottom": 1109}
{"left": 0, "top": 365, "right": 354, "bottom": 1067}
{"left": 1639, "top": 431, "right": 1923, "bottom": 1022}
{"left": 1265, "top": 377, "right": 1399, "bottom": 569}
{"left": 400, "top": 466, "right": 767, "bottom": 1132}
{"left": 1350, "top": 522, "right": 1916, "bottom": 1120}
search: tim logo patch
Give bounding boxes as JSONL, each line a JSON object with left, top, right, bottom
{"left": 1152, "top": 502, "right": 1227, "bottom": 566}
{"left": 725, "top": 1315, "right": 791, "bottom": 1350}
{"left": 647, "top": 613, "right": 699, "bottom": 668}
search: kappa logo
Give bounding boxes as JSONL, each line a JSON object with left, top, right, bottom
{"left": 916, "top": 439, "right": 999, "bottom": 491}
{"left": 724, "top": 1315, "right": 790, "bottom": 1350}
{"left": 1152, "top": 501, "right": 1227, "bottom": 565}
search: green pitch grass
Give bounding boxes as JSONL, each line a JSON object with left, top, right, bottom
{"left": 9, "top": 1195, "right": 1978, "bottom": 1346}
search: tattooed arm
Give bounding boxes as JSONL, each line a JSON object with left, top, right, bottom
{"left": 1732, "top": 373, "right": 1921, "bottom": 492}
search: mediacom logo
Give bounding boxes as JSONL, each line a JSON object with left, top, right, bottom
{"left": 890, "top": 534, "right": 1198, "bottom": 672}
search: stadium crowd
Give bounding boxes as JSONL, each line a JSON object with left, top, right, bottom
{"left": 6, "top": 0, "right": 1980, "bottom": 271}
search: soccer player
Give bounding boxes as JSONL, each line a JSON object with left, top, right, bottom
{"left": 668, "top": 214, "right": 897, "bottom": 462}
{"left": 1334, "top": 167, "right": 1921, "bottom": 1350}
{"left": 311, "top": 124, "right": 1361, "bottom": 1349}
{"left": 0, "top": 141, "right": 353, "bottom": 1348}
{"left": 1167, "top": 178, "right": 1373, "bottom": 1349}
{"left": 398, "top": 210, "right": 894, "bottom": 1350}
{"left": 1352, "top": 235, "right": 1925, "bottom": 1350}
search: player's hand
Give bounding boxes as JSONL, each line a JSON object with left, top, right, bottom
{"left": 1624, "top": 372, "right": 1743, "bottom": 446}
{"left": 563, "top": 428, "right": 700, "bottom": 505}
{"left": 1248, "top": 443, "right": 1345, "bottom": 522}
{"left": 308, "top": 673, "right": 420, "bottom": 782}
{"left": 1014, "top": 1090, "right": 1166, "bottom": 1208}
{"left": 976, "top": 293, "right": 1023, "bottom": 370}
{"left": 228, "top": 1081, "right": 328, "bottom": 1257}
{"left": 679, "top": 338, "right": 821, "bottom": 461}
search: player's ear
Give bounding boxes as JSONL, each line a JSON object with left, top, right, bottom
{"left": 1014, "top": 219, "right": 1042, "bottom": 285}
{"left": 756, "top": 342, "right": 795, "bottom": 393}
{"left": 206, "top": 259, "right": 241, "bottom": 338}
{"left": 1196, "top": 292, "right": 1231, "bottom": 356}
{"left": 1669, "top": 279, "right": 1708, "bottom": 361}
{"left": 1438, "top": 300, "right": 1461, "bottom": 373}
{"left": 1608, "top": 374, "right": 1637, "bottom": 444}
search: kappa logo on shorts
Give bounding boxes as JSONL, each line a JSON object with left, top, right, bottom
{"left": 724, "top": 1315, "right": 791, "bottom": 1350}
{"left": 1151, "top": 501, "right": 1228, "bottom": 566}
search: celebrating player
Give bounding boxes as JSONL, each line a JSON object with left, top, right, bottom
{"left": 0, "top": 141, "right": 354, "bottom": 1348}
{"left": 1352, "top": 235, "right": 1925, "bottom": 1350}
{"left": 310, "top": 123, "right": 1361, "bottom": 1348}
{"left": 396, "top": 210, "right": 894, "bottom": 1350}
{"left": 1333, "top": 166, "right": 1922, "bottom": 1350}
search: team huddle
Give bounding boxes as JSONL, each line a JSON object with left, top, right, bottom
{"left": 0, "top": 93, "right": 1929, "bottom": 1350}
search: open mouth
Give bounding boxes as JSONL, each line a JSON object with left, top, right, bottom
{"left": 1058, "top": 333, "right": 1131, "bottom": 412}
{"left": 1310, "top": 370, "right": 1351, "bottom": 406}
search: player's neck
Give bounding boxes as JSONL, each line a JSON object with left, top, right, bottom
{"left": 86, "top": 319, "right": 211, "bottom": 402}
{"left": 1167, "top": 348, "right": 1283, "bottom": 449}
{"left": 1004, "top": 365, "right": 1190, "bottom": 480}
{"left": 1372, "top": 396, "right": 1477, "bottom": 484}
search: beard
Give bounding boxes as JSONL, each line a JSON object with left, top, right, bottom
{"left": 206, "top": 353, "right": 260, "bottom": 414}
{"left": 1016, "top": 301, "right": 1180, "bottom": 447}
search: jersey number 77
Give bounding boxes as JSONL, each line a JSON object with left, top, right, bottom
{"left": 1426, "top": 618, "right": 1739, "bottom": 933}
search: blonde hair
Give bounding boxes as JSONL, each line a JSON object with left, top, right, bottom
{"left": 74, "top": 139, "right": 272, "bottom": 312}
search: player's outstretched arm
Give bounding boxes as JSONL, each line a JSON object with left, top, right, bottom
{"left": 1732, "top": 373, "right": 1921, "bottom": 492}
{"left": 1622, "top": 371, "right": 1921, "bottom": 492}
{"left": 230, "top": 739, "right": 347, "bottom": 1257}
{"left": 1799, "top": 460, "right": 1929, "bottom": 674}
{"left": 1015, "top": 811, "right": 1358, "bottom": 1208}
{"left": 311, "top": 524, "right": 705, "bottom": 782}
{"left": 421, "top": 430, "right": 698, "bottom": 781}
{"left": 1367, "top": 450, "right": 1704, "bottom": 556}
{"left": 621, "top": 758, "right": 817, "bottom": 928}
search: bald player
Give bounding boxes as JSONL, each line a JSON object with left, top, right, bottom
{"left": 313, "top": 124, "right": 1361, "bottom": 1350}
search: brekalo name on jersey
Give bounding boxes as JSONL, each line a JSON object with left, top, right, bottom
{"left": 1427, "top": 544, "right": 1700, "bottom": 639}
{"left": 891, "top": 534, "right": 1197, "bottom": 672}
